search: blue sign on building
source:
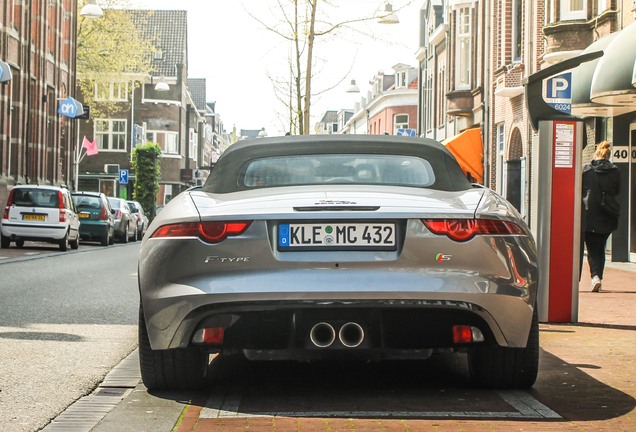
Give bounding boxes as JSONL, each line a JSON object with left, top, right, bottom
{"left": 57, "top": 97, "right": 84, "bottom": 118}
{"left": 119, "top": 169, "right": 129, "bottom": 185}
{"left": 396, "top": 128, "right": 417, "bottom": 137}
{"left": 544, "top": 72, "right": 572, "bottom": 114}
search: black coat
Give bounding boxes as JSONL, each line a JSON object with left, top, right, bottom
{"left": 582, "top": 159, "right": 621, "bottom": 234}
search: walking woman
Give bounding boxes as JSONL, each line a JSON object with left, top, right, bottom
{"left": 582, "top": 141, "right": 621, "bottom": 292}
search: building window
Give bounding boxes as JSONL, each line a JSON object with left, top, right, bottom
{"left": 394, "top": 114, "right": 409, "bottom": 133}
{"left": 455, "top": 6, "right": 471, "bottom": 89}
{"left": 95, "top": 119, "right": 127, "bottom": 151}
{"left": 597, "top": 0, "right": 608, "bottom": 14}
{"left": 95, "top": 82, "right": 129, "bottom": 102}
{"left": 397, "top": 71, "right": 407, "bottom": 88}
{"left": 189, "top": 128, "right": 198, "bottom": 163}
{"left": 497, "top": 123, "right": 505, "bottom": 194}
{"left": 512, "top": 0, "right": 522, "bottom": 62}
{"left": 560, "top": 0, "right": 586, "bottom": 20}
{"left": 148, "top": 131, "right": 179, "bottom": 155}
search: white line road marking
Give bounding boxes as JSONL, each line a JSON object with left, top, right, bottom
{"left": 200, "top": 388, "right": 562, "bottom": 420}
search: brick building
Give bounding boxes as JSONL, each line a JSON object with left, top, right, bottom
{"left": 0, "top": 0, "right": 79, "bottom": 206}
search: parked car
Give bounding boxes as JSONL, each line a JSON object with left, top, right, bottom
{"left": 137, "top": 135, "right": 539, "bottom": 391}
{"left": 107, "top": 197, "right": 137, "bottom": 243}
{"left": 126, "top": 200, "right": 149, "bottom": 241}
{"left": 72, "top": 191, "right": 115, "bottom": 246}
{"left": 1, "top": 185, "right": 80, "bottom": 251}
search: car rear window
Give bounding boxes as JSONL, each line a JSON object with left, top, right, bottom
{"left": 240, "top": 155, "right": 435, "bottom": 188}
{"left": 108, "top": 198, "right": 121, "bottom": 209}
{"left": 12, "top": 188, "right": 59, "bottom": 208}
{"left": 74, "top": 195, "right": 102, "bottom": 209}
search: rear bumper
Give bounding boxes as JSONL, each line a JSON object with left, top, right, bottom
{"left": 79, "top": 222, "right": 109, "bottom": 239}
{"left": 140, "top": 272, "right": 536, "bottom": 352}
{"left": 1, "top": 222, "right": 67, "bottom": 241}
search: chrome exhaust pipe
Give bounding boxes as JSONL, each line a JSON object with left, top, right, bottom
{"left": 339, "top": 322, "right": 364, "bottom": 348}
{"left": 310, "top": 322, "right": 336, "bottom": 348}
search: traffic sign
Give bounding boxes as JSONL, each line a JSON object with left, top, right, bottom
{"left": 119, "top": 169, "right": 129, "bottom": 184}
{"left": 396, "top": 128, "right": 416, "bottom": 136}
{"left": 544, "top": 72, "right": 572, "bottom": 114}
{"left": 57, "top": 97, "right": 84, "bottom": 118}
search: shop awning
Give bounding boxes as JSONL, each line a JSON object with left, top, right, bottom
{"left": 570, "top": 22, "right": 636, "bottom": 117}
{"left": 442, "top": 127, "right": 483, "bottom": 184}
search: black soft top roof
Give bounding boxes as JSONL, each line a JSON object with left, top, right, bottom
{"left": 203, "top": 135, "right": 470, "bottom": 193}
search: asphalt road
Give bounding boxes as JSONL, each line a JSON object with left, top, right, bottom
{"left": 0, "top": 242, "right": 141, "bottom": 432}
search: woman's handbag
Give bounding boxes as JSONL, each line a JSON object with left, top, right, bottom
{"left": 600, "top": 191, "right": 620, "bottom": 218}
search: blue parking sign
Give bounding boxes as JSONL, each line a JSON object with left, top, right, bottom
{"left": 119, "top": 169, "right": 129, "bottom": 184}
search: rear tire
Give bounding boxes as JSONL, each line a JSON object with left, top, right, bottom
{"left": 70, "top": 234, "right": 79, "bottom": 250}
{"left": 100, "top": 233, "right": 109, "bottom": 246}
{"left": 138, "top": 304, "right": 209, "bottom": 391}
{"left": 137, "top": 225, "right": 144, "bottom": 241}
{"left": 1, "top": 235, "right": 10, "bottom": 249}
{"left": 59, "top": 233, "right": 69, "bottom": 251}
{"left": 469, "top": 307, "right": 539, "bottom": 389}
{"left": 15, "top": 240, "right": 25, "bottom": 248}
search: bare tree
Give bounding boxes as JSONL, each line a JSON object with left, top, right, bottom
{"left": 248, "top": 0, "right": 409, "bottom": 135}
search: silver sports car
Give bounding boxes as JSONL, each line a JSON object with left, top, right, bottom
{"left": 138, "top": 135, "right": 539, "bottom": 391}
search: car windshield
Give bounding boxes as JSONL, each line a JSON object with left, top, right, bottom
{"left": 241, "top": 155, "right": 435, "bottom": 188}
{"left": 13, "top": 188, "right": 59, "bottom": 208}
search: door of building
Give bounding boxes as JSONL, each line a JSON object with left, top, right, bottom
{"left": 506, "top": 159, "right": 522, "bottom": 212}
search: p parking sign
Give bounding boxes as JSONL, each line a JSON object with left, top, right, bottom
{"left": 544, "top": 72, "right": 572, "bottom": 114}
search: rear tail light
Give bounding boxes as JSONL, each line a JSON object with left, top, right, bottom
{"left": 115, "top": 210, "right": 122, "bottom": 220}
{"left": 192, "top": 327, "right": 224, "bottom": 345}
{"left": 58, "top": 191, "right": 66, "bottom": 223}
{"left": 150, "top": 221, "right": 252, "bottom": 243}
{"left": 4, "top": 189, "right": 16, "bottom": 219}
{"left": 422, "top": 218, "right": 523, "bottom": 242}
{"left": 452, "top": 325, "right": 485, "bottom": 343}
{"left": 98, "top": 206, "right": 108, "bottom": 221}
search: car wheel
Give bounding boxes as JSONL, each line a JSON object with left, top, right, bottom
{"left": 59, "top": 232, "right": 70, "bottom": 251}
{"left": 109, "top": 230, "right": 115, "bottom": 245}
{"left": 468, "top": 306, "right": 539, "bottom": 389}
{"left": 100, "top": 233, "right": 109, "bottom": 246}
{"left": 70, "top": 235, "right": 80, "bottom": 250}
{"left": 138, "top": 304, "right": 209, "bottom": 391}
{"left": 1, "top": 235, "right": 10, "bottom": 249}
{"left": 137, "top": 225, "right": 144, "bottom": 241}
{"left": 15, "top": 240, "right": 25, "bottom": 248}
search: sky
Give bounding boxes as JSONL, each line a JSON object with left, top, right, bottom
{"left": 129, "top": 1, "right": 423, "bottom": 136}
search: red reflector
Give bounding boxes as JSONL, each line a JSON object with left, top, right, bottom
{"left": 422, "top": 219, "right": 523, "bottom": 242}
{"left": 150, "top": 221, "right": 252, "bottom": 243}
{"left": 202, "top": 327, "right": 224, "bottom": 344}
{"left": 453, "top": 325, "right": 473, "bottom": 343}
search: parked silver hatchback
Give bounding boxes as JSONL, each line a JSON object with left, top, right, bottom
{"left": 1, "top": 185, "right": 81, "bottom": 251}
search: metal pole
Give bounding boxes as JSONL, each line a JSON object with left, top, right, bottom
{"left": 74, "top": 120, "right": 80, "bottom": 191}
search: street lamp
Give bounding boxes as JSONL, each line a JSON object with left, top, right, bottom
{"left": 378, "top": 2, "right": 399, "bottom": 24}
{"left": 153, "top": 76, "right": 170, "bottom": 92}
{"left": 345, "top": 79, "right": 361, "bottom": 93}
{"left": 80, "top": 0, "right": 104, "bottom": 18}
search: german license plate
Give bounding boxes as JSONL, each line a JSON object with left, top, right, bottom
{"left": 278, "top": 222, "right": 396, "bottom": 250}
{"left": 23, "top": 213, "right": 45, "bottom": 221}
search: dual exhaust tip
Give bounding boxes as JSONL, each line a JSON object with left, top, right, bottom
{"left": 309, "top": 321, "right": 364, "bottom": 348}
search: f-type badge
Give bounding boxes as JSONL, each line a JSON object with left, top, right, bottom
{"left": 205, "top": 256, "right": 251, "bottom": 263}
